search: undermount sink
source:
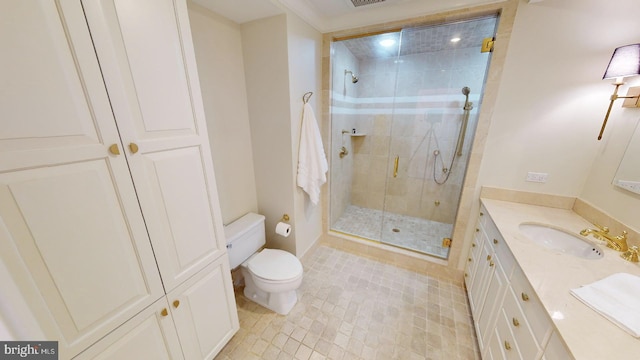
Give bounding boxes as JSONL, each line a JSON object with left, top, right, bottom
{"left": 519, "top": 223, "right": 604, "bottom": 260}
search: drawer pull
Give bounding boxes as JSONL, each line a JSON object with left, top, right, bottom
{"left": 173, "top": 300, "right": 180, "bottom": 308}
{"left": 521, "top": 292, "right": 530, "bottom": 301}
{"left": 512, "top": 318, "right": 520, "bottom": 327}
{"left": 504, "top": 341, "right": 512, "bottom": 350}
{"left": 493, "top": 238, "right": 499, "bottom": 244}
{"left": 489, "top": 260, "right": 495, "bottom": 267}
{"left": 161, "top": 308, "right": 168, "bottom": 317}
{"left": 487, "top": 254, "right": 492, "bottom": 261}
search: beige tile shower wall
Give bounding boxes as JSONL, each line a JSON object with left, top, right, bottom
{"left": 350, "top": 47, "right": 488, "bottom": 224}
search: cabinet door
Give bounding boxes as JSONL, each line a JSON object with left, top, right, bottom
{"left": 168, "top": 257, "right": 239, "bottom": 360}
{"left": 83, "top": 0, "right": 227, "bottom": 292}
{"left": 74, "top": 298, "right": 184, "bottom": 360}
{"left": 0, "top": 1, "right": 163, "bottom": 358}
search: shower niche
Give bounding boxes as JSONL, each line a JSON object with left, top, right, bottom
{"left": 329, "top": 16, "right": 498, "bottom": 259}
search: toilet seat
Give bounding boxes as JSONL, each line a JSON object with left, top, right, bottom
{"left": 247, "top": 249, "right": 303, "bottom": 282}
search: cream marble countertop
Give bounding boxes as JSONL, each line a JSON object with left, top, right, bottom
{"left": 481, "top": 199, "right": 640, "bottom": 360}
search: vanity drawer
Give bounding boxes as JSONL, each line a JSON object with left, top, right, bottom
{"left": 510, "top": 265, "right": 553, "bottom": 345}
{"left": 495, "top": 308, "right": 522, "bottom": 360}
{"left": 483, "top": 216, "right": 515, "bottom": 277}
{"left": 503, "top": 286, "right": 542, "bottom": 358}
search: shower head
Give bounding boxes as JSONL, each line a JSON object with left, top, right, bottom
{"left": 345, "top": 69, "right": 359, "bottom": 83}
{"left": 461, "top": 87, "right": 470, "bottom": 96}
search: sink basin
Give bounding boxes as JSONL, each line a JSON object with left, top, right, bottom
{"left": 519, "top": 223, "right": 604, "bottom": 260}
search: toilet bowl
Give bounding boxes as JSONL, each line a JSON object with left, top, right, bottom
{"left": 241, "top": 248, "right": 303, "bottom": 314}
{"left": 224, "top": 213, "right": 304, "bottom": 315}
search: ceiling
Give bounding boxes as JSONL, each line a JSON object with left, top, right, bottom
{"left": 191, "top": 0, "right": 505, "bottom": 33}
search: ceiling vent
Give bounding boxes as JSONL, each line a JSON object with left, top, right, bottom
{"left": 350, "top": 0, "right": 386, "bottom": 7}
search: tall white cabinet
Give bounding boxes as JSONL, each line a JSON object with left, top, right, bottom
{"left": 0, "top": 1, "right": 239, "bottom": 359}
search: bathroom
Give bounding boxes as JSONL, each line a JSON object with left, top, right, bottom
{"left": 1, "top": 0, "right": 637, "bottom": 359}
{"left": 186, "top": 0, "right": 640, "bottom": 358}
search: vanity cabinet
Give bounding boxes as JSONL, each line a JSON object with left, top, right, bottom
{"left": 0, "top": 0, "right": 238, "bottom": 358}
{"left": 465, "top": 204, "right": 572, "bottom": 360}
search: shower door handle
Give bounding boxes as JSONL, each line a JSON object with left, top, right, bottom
{"left": 393, "top": 156, "right": 399, "bottom": 178}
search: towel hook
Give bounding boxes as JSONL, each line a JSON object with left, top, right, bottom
{"left": 303, "top": 91, "right": 313, "bottom": 104}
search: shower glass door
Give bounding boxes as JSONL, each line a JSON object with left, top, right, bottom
{"left": 329, "top": 16, "right": 498, "bottom": 259}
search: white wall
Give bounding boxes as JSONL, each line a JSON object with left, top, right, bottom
{"left": 286, "top": 12, "right": 324, "bottom": 256}
{"left": 241, "top": 15, "right": 298, "bottom": 254}
{"left": 188, "top": 2, "right": 258, "bottom": 224}
{"left": 480, "top": 0, "right": 640, "bottom": 230}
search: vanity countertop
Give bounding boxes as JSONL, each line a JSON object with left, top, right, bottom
{"left": 480, "top": 198, "right": 640, "bottom": 360}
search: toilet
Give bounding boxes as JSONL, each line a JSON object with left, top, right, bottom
{"left": 224, "top": 212, "right": 303, "bottom": 315}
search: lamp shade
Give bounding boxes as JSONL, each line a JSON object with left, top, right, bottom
{"left": 603, "top": 43, "right": 640, "bottom": 79}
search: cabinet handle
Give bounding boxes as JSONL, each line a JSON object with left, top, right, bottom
{"left": 129, "top": 143, "right": 139, "bottom": 154}
{"left": 504, "top": 341, "right": 512, "bottom": 350}
{"left": 475, "top": 228, "right": 480, "bottom": 232}
{"left": 161, "top": 308, "right": 168, "bottom": 317}
{"left": 493, "top": 238, "right": 499, "bottom": 244}
{"left": 108, "top": 144, "right": 120, "bottom": 155}
{"left": 468, "top": 257, "right": 472, "bottom": 262}
{"left": 173, "top": 300, "right": 180, "bottom": 308}
{"left": 489, "top": 260, "right": 494, "bottom": 267}
{"left": 486, "top": 254, "right": 492, "bottom": 261}
{"left": 472, "top": 242, "right": 476, "bottom": 247}
{"left": 512, "top": 318, "right": 520, "bottom": 327}
{"left": 480, "top": 212, "right": 484, "bottom": 216}
{"left": 521, "top": 292, "right": 530, "bottom": 301}
{"left": 464, "top": 272, "right": 468, "bottom": 277}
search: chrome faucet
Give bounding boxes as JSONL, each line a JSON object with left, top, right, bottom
{"left": 580, "top": 224, "right": 628, "bottom": 252}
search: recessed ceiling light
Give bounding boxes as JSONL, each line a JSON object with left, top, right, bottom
{"left": 379, "top": 39, "right": 396, "bottom": 47}
{"left": 450, "top": 37, "right": 461, "bottom": 43}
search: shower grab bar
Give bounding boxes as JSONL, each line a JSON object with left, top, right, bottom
{"left": 393, "top": 156, "right": 399, "bottom": 178}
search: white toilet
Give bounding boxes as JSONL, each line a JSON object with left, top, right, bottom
{"left": 224, "top": 212, "right": 303, "bottom": 315}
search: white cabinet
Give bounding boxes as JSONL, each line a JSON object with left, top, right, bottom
{"left": 466, "top": 204, "right": 571, "bottom": 360}
{"left": 0, "top": 0, "right": 238, "bottom": 359}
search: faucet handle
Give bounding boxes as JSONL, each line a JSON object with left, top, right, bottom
{"left": 621, "top": 246, "right": 639, "bottom": 263}
{"left": 594, "top": 223, "right": 609, "bottom": 233}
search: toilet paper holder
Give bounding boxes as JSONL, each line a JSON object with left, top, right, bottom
{"left": 281, "top": 214, "right": 290, "bottom": 222}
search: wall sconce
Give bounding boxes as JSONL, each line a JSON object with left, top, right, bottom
{"left": 599, "top": 43, "right": 640, "bottom": 140}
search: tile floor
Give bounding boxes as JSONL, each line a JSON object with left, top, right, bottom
{"left": 215, "top": 246, "right": 480, "bottom": 360}
{"left": 332, "top": 205, "right": 452, "bottom": 258}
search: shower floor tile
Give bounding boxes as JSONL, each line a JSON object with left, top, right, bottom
{"left": 332, "top": 205, "right": 452, "bottom": 258}
{"left": 215, "top": 246, "right": 480, "bottom": 360}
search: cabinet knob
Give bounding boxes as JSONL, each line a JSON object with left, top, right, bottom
{"left": 475, "top": 228, "right": 480, "bottom": 233}
{"left": 486, "top": 254, "right": 492, "bottom": 261}
{"left": 480, "top": 212, "right": 484, "bottom": 216}
{"left": 504, "top": 341, "right": 512, "bottom": 350}
{"left": 493, "top": 238, "right": 499, "bottom": 244}
{"left": 489, "top": 260, "right": 494, "bottom": 267}
{"left": 129, "top": 143, "right": 139, "bottom": 154}
{"left": 468, "top": 257, "right": 472, "bottom": 262}
{"left": 464, "top": 272, "right": 468, "bottom": 277}
{"left": 173, "top": 300, "right": 180, "bottom": 308}
{"left": 512, "top": 318, "right": 520, "bottom": 327}
{"left": 521, "top": 292, "right": 530, "bottom": 301}
{"left": 108, "top": 144, "right": 120, "bottom": 155}
{"left": 472, "top": 242, "right": 476, "bottom": 247}
{"left": 160, "top": 308, "right": 168, "bottom": 317}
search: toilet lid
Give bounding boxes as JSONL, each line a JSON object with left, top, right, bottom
{"left": 248, "top": 249, "right": 303, "bottom": 281}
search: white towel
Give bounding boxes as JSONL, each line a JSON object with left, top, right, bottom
{"left": 570, "top": 273, "right": 640, "bottom": 337}
{"left": 297, "top": 103, "right": 328, "bottom": 205}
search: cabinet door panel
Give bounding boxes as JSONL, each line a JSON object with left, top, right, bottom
{"left": 0, "top": 0, "right": 119, "bottom": 170}
{"left": 83, "top": 0, "right": 227, "bottom": 290}
{"left": 0, "top": 161, "right": 163, "bottom": 358}
{"left": 169, "top": 258, "right": 239, "bottom": 360}
{"left": 74, "top": 298, "right": 184, "bottom": 360}
{"left": 139, "top": 147, "right": 220, "bottom": 290}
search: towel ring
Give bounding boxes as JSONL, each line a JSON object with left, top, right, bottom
{"left": 303, "top": 91, "right": 313, "bottom": 104}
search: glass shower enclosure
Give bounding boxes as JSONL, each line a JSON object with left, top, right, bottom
{"left": 329, "top": 16, "right": 498, "bottom": 259}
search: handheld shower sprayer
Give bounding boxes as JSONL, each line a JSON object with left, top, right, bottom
{"left": 345, "top": 70, "right": 359, "bottom": 84}
{"left": 461, "top": 86, "right": 472, "bottom": 110}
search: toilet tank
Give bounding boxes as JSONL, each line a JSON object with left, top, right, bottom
{"left": 224, "top": 212, "right": 266, "bottom": 269}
